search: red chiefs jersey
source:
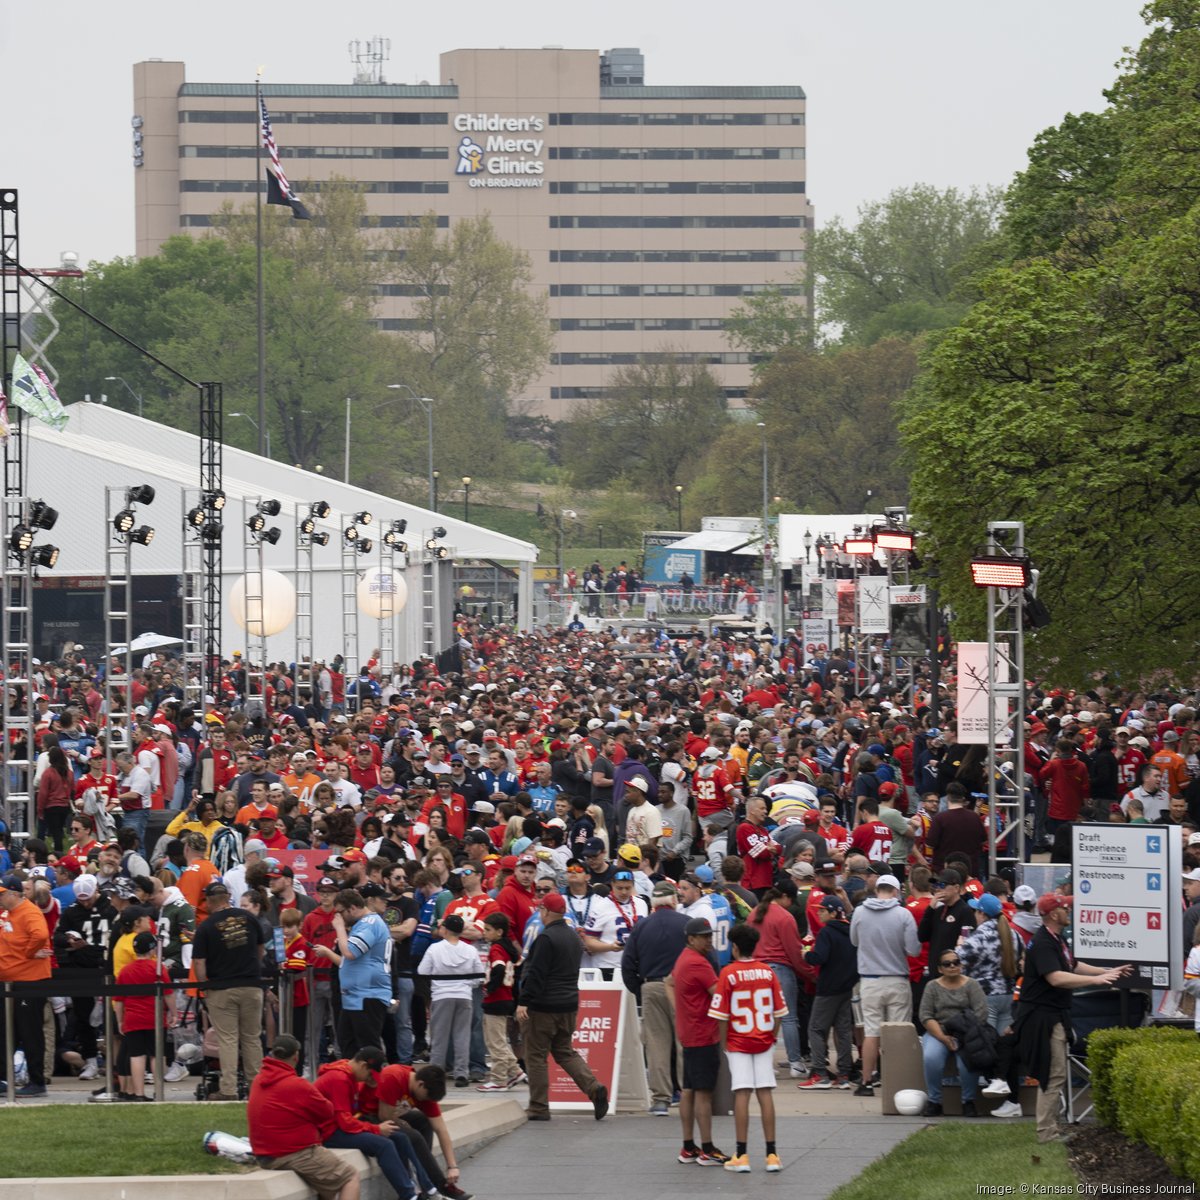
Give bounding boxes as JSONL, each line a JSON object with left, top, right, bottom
{"left": 1114, "top": 749, "right": 1147, "bottom": 792}
{"left": 692, "top": 766, "right": 733, "bottom": 820}
{"left": 708, "top": 960, "right": 787, "bottom": 1054}
{"left": 735, "top": 823, "right": 777, "bottom": 891}
{"left": 282, "top": 933, "right": 313, "bottom": 1007}
{"left": 850, "top": 820, "right": 893, "bottom": 863}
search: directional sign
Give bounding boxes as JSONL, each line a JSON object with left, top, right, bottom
{"left": 1072, "top": 824, "right": 1183, "bottom": 989}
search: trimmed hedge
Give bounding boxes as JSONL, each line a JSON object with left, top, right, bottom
{"left": 1089, "top": 1026, "right": 1200, "bottom": 1179}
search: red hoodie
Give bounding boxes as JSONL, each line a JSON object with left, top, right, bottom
{"left": 248, "top": 1055, "right": 338, "bottom": 1157}
{"left": 495, "top": 876, "right": 537, "bottom": 941}
{"left": 316, "top": 1060, "right": 381, "bottom": 1135}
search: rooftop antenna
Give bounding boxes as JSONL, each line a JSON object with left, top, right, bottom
{"left": 349, "top": 37, "right": 391, "bottom": 84}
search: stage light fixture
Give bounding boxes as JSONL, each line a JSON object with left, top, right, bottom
{"left": 353, "top": 511, "right": 373, "bottom": 526}
{"left": 113, "top": 510, "right": 135, "bottom": 535}
{"left": 30, "top": 544, "right": 59, "bottom": 568}
{"left": 299, "top": 516, "right": 316, "bottom": 536}
{"left": 431, "top": 526, "right": 446, "bottom": 539}
{"left": 201, "top": 521, "right": 222, "bottom": 543}
{"left": 129, "top": 526, "right": 155, "bottom": 546}
{"left": 311, "top": 531, "right": 330, "bottom": 547}
{"left": 29, "top": 500, "right": 58, "bottom": 531}
{"left": 432, "top": 545, "right": 449, "bottom": 560}
{"left": 125, "top": 484, "right": 156, "bottom": 506}
{"left": 186, "top": 507, "right": 206, "bottom": 528}
{"left": 246, "top": 513, "right": 266, "bottom": 534}
{"left": 395, "top": 540, "right": 408, "bottom": 553}
{"left": 383, "top": 530, "right": 399, "bottom": 547}
{"left": 969, "top": 556, "right": 1032, "bottom": 589}
{"left": 309, "top": 500, "right": 331, "bottom": 519}
{"left": 357, "top": 537, "right": 374, "bottom": 554}
{"left": 262, "top": 527, "right": 282, "bottom": 546}
{"left": 344, "top": 525, "right": 359, "bottom": 543}
{"left": 9, "top": 525, "right": 34, "bottom": 553}
{"left": 873, "top": 527, "right": 915, "bottom": 552}
{"left": 202, "top": 489, "right": 226, "bottom": 511}
{"left": 843, "top": 535, "right": 876, "bottom": 556}
{"left": 258, "top": 498, "right": 282, "bottom": 517}
{"left": 392, "top": 519, "right": 408, "bottom": 535}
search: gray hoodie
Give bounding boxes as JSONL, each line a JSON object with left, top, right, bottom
{"left": 849, "top": 895, "right": 921, "bottom": 976}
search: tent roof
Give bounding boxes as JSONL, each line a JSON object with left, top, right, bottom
{"left": 26, "top": 402, "right": 538, "bottom": 572}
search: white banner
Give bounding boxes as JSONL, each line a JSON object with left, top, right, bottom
{"left": 957, "top": 641, "right": 1010, "bottom": 744}
{"left": 801, "top": 617, "right": 830, "bottom": 655}
{"left": 857, "top": 576, "right": 890, "bottom": 634}
{"left": 821, "top": 579, "right": 839, "bottom": 622}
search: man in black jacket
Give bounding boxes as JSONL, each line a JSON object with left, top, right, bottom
{"left": 917, "top": 869, "right": 976, "bottom": 976}
{"left": 515, "top": 892, "right": 608, "bottom": 1123}
{"left": 53, "top": 873, "right": 117, "bottom": 1080}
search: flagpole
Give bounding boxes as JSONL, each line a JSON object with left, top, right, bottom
{"left": 255, "top": 69, "right": 266, "bottom": 458}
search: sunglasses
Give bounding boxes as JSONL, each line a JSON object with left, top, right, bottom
{"left": 535, "top": 886, "right": 555, "bottom": 895}
{"left": 940, "top": 958, "right": 961, "bottom": 967}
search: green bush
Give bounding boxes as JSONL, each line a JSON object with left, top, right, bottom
{"left": 1090, "top": 1027, "right": 1200, "bottom": 1179}
{"left": 1087, "top": 1026, "right": 1196, "bottom": 1127}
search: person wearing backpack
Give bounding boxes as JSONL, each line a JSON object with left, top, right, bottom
{"left": 116, "top": 826, "right": 151, "bottom": 879}
{"left": 475, "top": 911, "right": 522, "bottom": 1091}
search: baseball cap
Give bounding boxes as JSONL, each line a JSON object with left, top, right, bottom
{"left": 450, "top": 754, "right": 465, "bottom": 764}
{"left": 0, "top": 872, "right": 23, "bottom": 892}
{"left": 316, "top": 877, "right": 340, "bottom": 892}
{"left": 471, "top": 800, "right": 496, "bottom": 815}
{"left": 1188, "top": 833, "right": 1200, "bottom": 848}
{"left": 203, "top": 880, "right": 230, "bottom": 898}
{"left": 700, "top": 746, "right": 722, "bottom": 760}
{"left": 463, "top": 830, "right": 491, "bottom": 846}
{"left": 355, "top": 1045, "right": 386, "bottom": 1085}
{"left": 358, "top": 883, "right": 387, "bottom": 900}
{"left": 1182, "top": 868, "right": 1200, "bottom": 883}
{"left": 133, "top": 931, "right": 158, "bottom": 954}
{"left": 72, "top": 874, "right": 99, "bottom": 898}
{"left": 1013, "top": 884, "right": 1038, "bottom": 905}
{"left": 625, "top": 775, "right": 649, "bottom": 794}
{"left": 243, "top": 838, "right": 268, "bottom": 856}
{"left": 540, "top": 892, "right": 566, "bottom": 914}
{"left": 651, "top": 880, "right": 677, "bottom": 898}
{"left": 684, "top": 917, "right": 714, "bottom": 938}
{"left": 341, "top": 848, "right": 367, "bottom": 864}
{"left": 787, "top": 861, "right": 815, "bottom": 879}
{"left": 516, "top": 853, "right": 538, "bottom": 867}
{"left": 582, "top": 837, "right": 606, "bottom": 858}
{"left": 819, "top": 896, "right": 847, "bottom": 915}
{"left": 498, "top": 855, "right": 518, "bottom": 871}
{"left": 969, "top": 893, "right": 1004, "bottom": 917}
{"left": 875, "top": 874, "right": 901, "bottom": 891}
{"left": 586, "top": 718, "right": 605, "bottom": 730}
{"left": 617, "top": 843, "right": 643, "bottom": 865}
{"left": 357, "top": 743, "right": 374, "bottom": 753}
{"left": 321, "top": 854, "right": 347, "bottom": 872}
{"left": 693, "top": 864, "right": 715, "bottom": 884}
{"left": 815, "top": 859, "right": 838, "bottom": 874}
{"left": 1036, "top": 893, "right": 1073, "bottom": 917}
{"left": 937, "top": 869, "right": 963, "bottom": 887}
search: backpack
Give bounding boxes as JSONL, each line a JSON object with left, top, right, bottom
{"left": 209, "top": 825, "right": 243, "bottom": 875}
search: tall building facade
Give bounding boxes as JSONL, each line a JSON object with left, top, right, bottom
{"left": 134, "top": 48, "right": 811, "bottom": 418}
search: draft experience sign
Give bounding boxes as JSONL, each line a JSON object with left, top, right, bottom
{"left": 1071, "top": 824, "right": 1184, "bottom": 989}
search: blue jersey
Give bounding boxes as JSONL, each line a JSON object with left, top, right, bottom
{"left": 707, "top": 890, "right": 734, "bottom": 967}
{"left": 340, "top": 911, "right": 392, "bottom": 1008}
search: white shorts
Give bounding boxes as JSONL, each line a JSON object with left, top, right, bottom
{"left": 726, "top": 1048, "right": 776, "bottom": 1091}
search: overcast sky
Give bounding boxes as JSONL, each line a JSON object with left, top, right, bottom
{"left": 1, "top": 0, "right": 1148, "bottom": 267}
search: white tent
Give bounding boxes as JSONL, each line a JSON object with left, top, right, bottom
{"left": 25, "top": 401, "right": 538, "bottom": 664}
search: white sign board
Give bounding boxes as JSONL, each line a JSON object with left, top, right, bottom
{"left": 857, "top": 576, "right": 890, "bottom": 634}
{"left": 956, "top": 641, "right": 1009, "bottom": 745}
{"left": 801, "top": 617, "right": 830, "bottom": 655}
{"left": 1072, "top": 824, "right": 1183, "bottom": 989}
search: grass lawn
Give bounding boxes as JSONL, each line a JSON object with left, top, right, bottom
{"left": 828, "top": 1122, "right": 1076, "bottom": 1200}
{"left": 0, "top": 1104, "right": 254, "bottom": 1176}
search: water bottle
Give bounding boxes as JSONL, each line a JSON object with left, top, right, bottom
{"left": 203, "top": 1131, "right": 256, "bottom": 1163}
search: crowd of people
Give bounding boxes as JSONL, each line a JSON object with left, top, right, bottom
{"left": 1, "top": 617, "right": 1198, "bottom": 1186}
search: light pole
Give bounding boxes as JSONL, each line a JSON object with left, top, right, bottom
{"left": 757, "top": 421, "right": 771, "bottom": 621}
{"left": 462, "top": 476, "right": 471, "bottom": 523}
{"left": 675, "top": 484, "right": 683, "bottom": 529}
{"left": 432, "top": 470, "right": 439, "bottom": 513}
{"left": 387, "top": 384, "right": 436, "bottom": 509}
{"left": 104, "top": 376, "right": 143, "bottom": 418}
{"left": 229, "top": 411, "right": 270, "bottom": 458}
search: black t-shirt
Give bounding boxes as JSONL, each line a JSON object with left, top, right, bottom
{"left": 192, "top": 907, "right": 264, "bottom": 985}
{"left": 384, "top": 892, "right": 420, "bottom": 975}
{"left": 1019, "top": 926, "right": 1073, "bottom": 1012}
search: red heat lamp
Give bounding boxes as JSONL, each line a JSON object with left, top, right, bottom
{"left": 843, "top": 536, "right": 876, "bottom": 556}
{"left": 969, "top": 556, "right": 1032, "bottom": 589}
{"left": 873, "top": 527, "right": 915, "bottom": 552}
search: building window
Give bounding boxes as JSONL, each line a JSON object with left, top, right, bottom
{"left": 550, "top": 215, "right": 806, "bottom": 229}
{"left": 552, "top": 385, "right": 749, "bottom": 401}
{"left": 550, "top": 112, "right": 804, "bottom": 126}
{"left": 551, "top": 283, "right": 804, "bottom": 298}
{"left": 549, "top": 181, "right": 804, "bottom": 195}
{"left": 557, "top": 317, "right": 727, "bottom": 331}
{"left": 551, "top": 249, "right": 803, "bottom": 264}
{"left": 552, "top": 351, "right": 756, "bottom": 366}
{"left": 550, "top": 146, "right": 804, "bottom": 160}
{"left": 180, "top": 109, "right": 448, "bottom": 125}
{"left": 180, "top": 179, "right": 448, "bottom": 194}
{"left": 180, "top": 145, "right": 449, "bottom": 159}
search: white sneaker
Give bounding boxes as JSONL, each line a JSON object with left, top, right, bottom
{"left": 981, "top": 1077, "right": 1011, "bottom": 1097}
{"left": 164, "top": 1061, "right": 190, "bottom": 1083}
{"left": 79, "top": 1059, "right": 100, "bottom": 1081}
{"left": 789, "top": 1062, "right": 809, "bottom": 1078}
{"left": 990, "top": 1100, "right": 1023, "bottom": 1118}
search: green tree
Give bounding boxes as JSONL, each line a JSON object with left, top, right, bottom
{"left": 903, "top": 0, "right": 1200, "bottom": 679}
{"left": 561, "top": 352, "right": 729, "bottom": 501}
{"left": 725, "top": 286, "right": 811, "bottom": 365}
{"left": 812, "top": 184, "right": 1004, "bottom": 344}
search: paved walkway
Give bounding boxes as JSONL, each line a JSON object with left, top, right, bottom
{"left": 459, "top": 1109, "right": 925, "bottom": 1200}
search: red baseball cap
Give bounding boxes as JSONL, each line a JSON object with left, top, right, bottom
{"left": 341, "top": 848, "right": 368, "bottom": 864}
{"left": 1036, "top": 893, "right": 1073, "bottom": 917}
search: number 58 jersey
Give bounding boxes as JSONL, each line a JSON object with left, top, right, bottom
{"left": 707, "top": 961, "right": 787, "bottom": 1054}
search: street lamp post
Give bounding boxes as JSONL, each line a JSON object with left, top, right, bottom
{"left": 432, "top": 470, "right": 439, "bottom": 513}
{"left": 675, "top": 484, "right": 683, "bottom": 529}
{"left": 757, "top": 421, "right": 771, "bottom": 623}
{"left": 462, "top": 476, "right": 471, "bottom": 523}
{"left": 104, "top": 376, "right": 143, "bottom": 418}
{"left": 229, "top": 411, "right": 271, "bottom": 458}
{"left": 387, "top": 384, "right": 436, "bottom": 509}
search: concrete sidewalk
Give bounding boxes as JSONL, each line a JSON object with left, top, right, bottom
{"left": 461, "top": 1109, "right": 925, "bottom": 1200}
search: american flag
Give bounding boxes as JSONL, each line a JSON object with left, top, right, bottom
{"left": 259, "top": 95, "right": 294, "bottom": 199}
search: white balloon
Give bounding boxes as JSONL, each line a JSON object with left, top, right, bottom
{"left": 893, "top": 1088, "right": 928, "bottom": 1116}
{"left": 357, "top": 567, "right": 409, "bottom": 619}
{"left": 229, "top": 570, "right": 296, "bottom": 637}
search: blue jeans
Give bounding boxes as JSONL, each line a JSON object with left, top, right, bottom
{"left": 921, "top": 1031, "right": 980, "bottom": 1103}
{"left": 986, "top": 993, "right": 1014, "bottom": 1036}
{"left": 121, "top": 808, "right": 149, "bottom": 849}
{"left": 767, "top": 962, "right": 802, "bottom": 1066}
{"left": 393, "top": 975, "right": 414, "bottom": 1064}
{"left": 325, "top": 1129, "right": 426, "bottom": 1196}
{"left": 469, "top": 985, "right": 487, "bottom": 1077}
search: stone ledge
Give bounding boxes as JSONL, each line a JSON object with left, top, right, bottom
{"left": 3, "top": 1097, "right": 527, "bottom": 1200}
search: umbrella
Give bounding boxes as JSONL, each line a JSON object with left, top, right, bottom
{"left": 110, "top": 632, "right": 185, "bottom": 655}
